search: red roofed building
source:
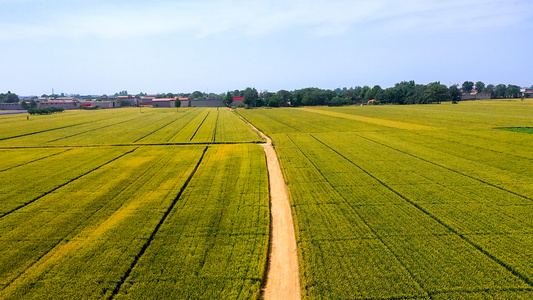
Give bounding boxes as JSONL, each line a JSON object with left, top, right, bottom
{"left": 232, "top": 96, "right": 244, "bottom": 107}
{"left": 140, "top": 96, "right": 155, "bottom": 106}
{"left": 152, "top": 97, "right": 178, "bottom": 108}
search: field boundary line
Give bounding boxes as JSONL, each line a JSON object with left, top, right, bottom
{"left": 189, "top": 111, "right": 210, "bottom": 141}
{"left": 211, "top": 108, "right": 220, "bottom": 143}
{"left": 310, "top": 135, "right": 533, "bottom": 288}
{"left": 0, "top": 148, "right": 71, "bottom": 173}
{"left": 0, "top": 148, "right": 138, "bottom": 219}
{"left": 288, "top": 134, "right": 430, "bottom": 297}
{"left": 108, "top": 146, "right": 208, "bottom": 299}
{"left": 355, "top": 133, "right": 533, "bottom": 202}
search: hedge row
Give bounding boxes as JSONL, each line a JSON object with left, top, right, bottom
{"left": 28, "top": 107, "right": 64, "bottom": 115}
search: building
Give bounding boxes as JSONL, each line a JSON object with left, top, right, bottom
{"left": 179, "top": 97, "right": 191, "bottom": 107}
{"left": 140, "top": 96, "right": 155, "bottom": 106}
{"left": 117, "top": 95, "right": 139, "bottom": 106}
{"left": 152, "top": 97, "right": 178, "bottom": 108}
{"left": 460, "top": 92, "right": 492, "bottom": 101}
{"left": 520, "top": 89, "right": 533, "bottom": 97}
{"left": 190, "top": 99, "right": 225, "bottom": 107}
{"left": 231, "top": 97, "right": 244, "bottom": 107}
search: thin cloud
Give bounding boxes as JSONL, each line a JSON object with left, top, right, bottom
{"left": 0, "top": 0, "right": 531, "bottom": 41}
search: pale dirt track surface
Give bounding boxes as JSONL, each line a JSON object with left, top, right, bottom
{"left": 262, "top": 137, "right": 301, "bottom": 300}
{"left": 231, "top": 110, "right": 301, "bottom": 300}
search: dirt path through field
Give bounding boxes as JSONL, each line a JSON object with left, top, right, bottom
{"left": 261, "top": 136, "right": 301, "bottom": 300}
{"left": 232, "top": 110, "right": 301, "bottom": 300}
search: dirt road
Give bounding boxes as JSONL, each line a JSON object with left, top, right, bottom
{"left": 231, "top": 110, "right": 301, "bottom": 299}
{"left": 261, "top": 135, "right": 301, "bottom": 300}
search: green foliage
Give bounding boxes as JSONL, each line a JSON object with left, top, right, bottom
{"left": 462, "top": 80, "right": 474, "bottom": 93}
{"left": 28, "top": 107, "right": 64, "bottom": 115}
{"left": 0, "top": 91, "right": 19, "bottom": 103}
{"left": 449, "top": 84, "right": 461, "bottom": 102}
{"left": 223, "top": 91, "right": 233, "bottom": 107}
{"left": 499, "top": 127, "right": 533, "bottom": 134}
{"left": 243, "top": 87, "right": 258, "bottom": 107}
{"left": 475, "top": 81, "right": 485, "bottom": 92}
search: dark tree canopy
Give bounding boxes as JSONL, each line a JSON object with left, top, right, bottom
{"left": 462, "top": 81, "right": 474, "bottom": 93}
{"left": 475, "top": 81, "right": 485, "bottom": 92}
{"left": 223, "top": 91, "right": 233, "bottom": 107}
{"left": 243, "top": 88, "right": 258, "bottom": 107}
{"left": 0, "top": 91, "right": 20, "bottom": 103}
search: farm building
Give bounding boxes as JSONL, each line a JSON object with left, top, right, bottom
{"left": 140, "top": 96, "right": 155, "bottom": 106}
{"left": 461, "top": 92, "right": 491, "bottom": 100}
{"left": 232, "top": 97, "right": 244, "bottom": 107}
{"left": 190, "top": 99, "right": 225, "bottom": 107}
{"left": 152, "top": 97, "right": 178, "bottom": 108}
{"left": 179, "top": 97, "right": 191, "bottom": 107}
{"left": 117, "top": 95, "right": 139, "bottom": 106}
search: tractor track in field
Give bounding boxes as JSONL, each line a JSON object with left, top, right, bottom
{"left": 232, "top": 110, "right": 301, "bottom": 300}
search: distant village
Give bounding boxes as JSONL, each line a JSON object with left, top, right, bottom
{"left": 1, "top": 81, "right": 532, "bottom": 112}
{"left": 0, "top": 94, "right": 245, "bottom": 111}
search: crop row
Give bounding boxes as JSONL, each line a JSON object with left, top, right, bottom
{"left": 0, "top": 144, "right": 269, "bottom": 299}
{"left": 0, "top": 107, "right": 262, "bottom": 147}
{"left": 240, "top": 103, "right": 532, "bottom": 299}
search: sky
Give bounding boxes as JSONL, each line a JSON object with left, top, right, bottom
{"left": 1, "top": 0, "right": 532, "bottom": 96}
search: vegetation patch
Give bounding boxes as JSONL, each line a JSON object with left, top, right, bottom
{"left": 498, "top": 127, "right": 533, "bottom": 134}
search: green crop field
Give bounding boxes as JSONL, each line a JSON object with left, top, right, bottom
{"left": 238, "top": 99, "right": 533, "bottom": 299}
{"left": 0, "top": 107, "right": 269, "bottom": 299}
{"left": 1, "top": 102, "right": 532, "bottom": 299}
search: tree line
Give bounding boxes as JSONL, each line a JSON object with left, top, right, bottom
{"left": 222, "top": 81, "right": 531, "bottom": 108}
{"left": 2, "top": 80, "right": 531, "bottom": 110}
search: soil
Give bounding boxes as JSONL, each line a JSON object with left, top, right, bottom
{"left": 262, "top": 136, "right": 301, "bottom": 300}
{"left": 232, "top": 110, "right": 300, "bottom": 299}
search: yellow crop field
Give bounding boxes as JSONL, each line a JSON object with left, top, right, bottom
{"left": 1, "top": 101, "right": 532, "bottom": 299}
{"left": 0, "top": 108, "right": 269, "bottom": 299}
{"left": 238, "top": 99, "right": 533, "bottom": 299}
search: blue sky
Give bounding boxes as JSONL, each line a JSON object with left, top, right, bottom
{"left": 1, "top": 0, "right": 532, "bottom": 96}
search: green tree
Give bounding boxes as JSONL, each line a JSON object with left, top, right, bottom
{"left": 425, "top": 82, "right": 449, "bottom": 103}
{"left": 276, "top": 90, "right": 291, "bottom": 107}
{"left": 243, "top": 87, "right": 258, "bottom": 108}
{"left": 494, "top": 84, "right": 507, "bottom": 98}
{"left": 223, "top": 91, "right": 233, "bottom": 107}
{"left": 20, "top": 100, "right": 29, "bottom": 110}
{"left": 475, "top": 81, "right": 485, "bottom": 92}
{"left": 506, "top": 85, "right": 521, "bottom": 98}
{"left": 448, "top": 85, "right": 461, "bottom": 102}
{"left": 268, "top": 94, "right": 279, "bottom": 107}
{"left": 175, "top": 98, "right": 181, "bottom": 111}
{"left": 371, "top": 85, "right": 383, "bottom": 100}
{"left": 190, "top": 91, "right": 205, "bottom": 100}
{"left": 360, "top": 86, "right": 371, "bottom": 101}
{"left": 1, "top": 91, "right": 20, "bottom": 103}
{"left": 30, "top": 99, "right": 38, "bottom": 108}
{"left": 462, "top": 81, "right": 474, "bottom": 93}
{"left": 485, "top": 84, "right": 495, "bottom": 98}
